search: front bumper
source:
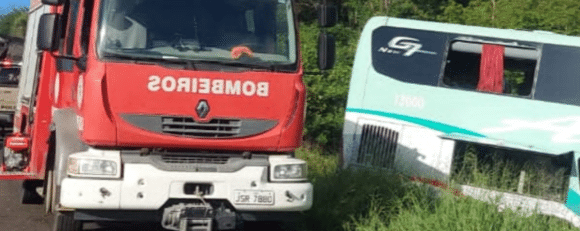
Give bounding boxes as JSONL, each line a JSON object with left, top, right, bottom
{"left": 60, "top": 162, "right": 313, "bottom": 212}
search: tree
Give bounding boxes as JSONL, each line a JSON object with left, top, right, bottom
{"left": 297, "top": 0, "right": 580, "bottom": 151}
{"left": 0, "top": 7, "right": 28, "bottom": 38}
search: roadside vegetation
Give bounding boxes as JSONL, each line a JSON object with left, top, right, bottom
{"left": 298, "top": 0, "right": 580, "bottom": 152}
{"left": 451, "top": 143, "right": 570, "bottom": 203}
{"left": 296, "top": 145, "right": 577, "bottom": 231}
{"left": 0, "top": 7, "right": 27, "bottom": 38}
{"left": 294, "top": 1, "right": 580, "bottom": 229}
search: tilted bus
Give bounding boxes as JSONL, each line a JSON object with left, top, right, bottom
{"left": 343, "top": 17, "right": 580, "bottom": 226}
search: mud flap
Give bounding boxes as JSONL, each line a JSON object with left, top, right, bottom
{"left": 162, "top": 203, "right": 214, "bottom": 231}
{"left": 21, "top": 180, "right": 44, "bottom": 204}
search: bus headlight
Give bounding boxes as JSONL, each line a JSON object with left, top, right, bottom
{"left": 67, "top": 149, "right": 121, "bottom": 178}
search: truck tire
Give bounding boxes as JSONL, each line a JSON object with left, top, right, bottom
{"left": 48, "top": 169, "right": 84, "bottom": 231}
{"left": 53, "top": 212, "right": 82, "bottom": 231}
{"left": 51, "top": 110, "right": 87, "bottom": 230}
{"left": 233, "top": 219, "right": 245, "bottom": 231}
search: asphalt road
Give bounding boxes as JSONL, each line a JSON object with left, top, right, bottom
{"left": 0, "top": 181, "right": 286, "bottom": 231}
{"left": 0, "top": 135, "right": 165, "bottom": 230}
{"left": 0, "top": 180, "right": 52, "bottom": 231}
{"left": 0, "top": 180, "right": 172, "bottom": 231}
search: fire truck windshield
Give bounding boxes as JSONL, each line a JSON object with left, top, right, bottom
{"left": 97, "top": 0, "right": 297, "bottom": 69}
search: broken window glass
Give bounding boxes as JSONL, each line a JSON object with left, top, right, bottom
{"left": 441, "top": 40, "right": 538, "bottom": 96}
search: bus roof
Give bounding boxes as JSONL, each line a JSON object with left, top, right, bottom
{"left": 365, "top": 17, "right": 580, "bottom": 47}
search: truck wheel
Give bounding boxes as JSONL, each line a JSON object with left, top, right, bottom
{"left": 49, "top": 167, "right": 83, "bottom": 230}
{"left": 53, "top": 212, "right": 82, "bottom": 231}
{"left": 235, "top": 219, "right": 245, "bottom": 231}
{"left": 278, "top": 221, "right": 300, "bottom": 231}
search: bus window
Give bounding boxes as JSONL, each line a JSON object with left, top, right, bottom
{"left": 535, "top": 44, "right": 580, "bottom": 106}
{"left": 441, "top": 40, "right": 538, "bottom": 96}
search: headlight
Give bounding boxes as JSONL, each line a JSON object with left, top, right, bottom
{"left": 271, "top": 163, "right": 307, "bottom": 181}
{"left": 68, "top": 158, "right": 117, "bottom": 176}
{"left": 67, "top": 149, "right": 122, "bottom": 178}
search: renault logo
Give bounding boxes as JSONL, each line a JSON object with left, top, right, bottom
{"left": 196, "top": 100, "right": 210, "bottom": 118}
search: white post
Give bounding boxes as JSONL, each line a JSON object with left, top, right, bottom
{"left": 517, "top": 170, "right": 526, "bottom": 194}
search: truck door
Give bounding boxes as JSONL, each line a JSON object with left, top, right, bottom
{"left": 54, "top": 0, "right": 82, "bottom": 110}
{"left": 13, "top": 5, "right": 51, "bottom": 136}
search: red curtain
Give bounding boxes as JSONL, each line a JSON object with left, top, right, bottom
{"left": 477, "top": 44, "right": 505, "bottom": 93}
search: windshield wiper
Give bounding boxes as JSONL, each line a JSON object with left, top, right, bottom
{"left": 101, "top": 51, "right": 196, "bottom": 70}
{"left": 102, "top": 51, "right": 291, "bottom": 71}
{"left": 192, "top": 59, "right": 277, "bottom": 71}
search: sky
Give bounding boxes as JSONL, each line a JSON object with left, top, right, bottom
{"left": 0, "top": 0, "right": 29, "bottom": 16}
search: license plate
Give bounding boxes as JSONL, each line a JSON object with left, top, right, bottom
{"left": 234, "top": 190, "right": 274, "bottom": 205}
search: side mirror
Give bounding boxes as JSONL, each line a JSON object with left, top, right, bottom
{"left": 318, "top": 4, "right": 337, "bottom": 28}
{"left": 41, "top": 0, "right": 64, "bottom": 5}
{"left": 37, "top": 14, "right": 60, "bottom": 51}
{"left": 318, "top": 33, "right": 335, "bottom": 70}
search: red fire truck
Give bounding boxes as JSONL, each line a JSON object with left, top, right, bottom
{"left": 1, "top": 0, "right": 335, "bottom": 230}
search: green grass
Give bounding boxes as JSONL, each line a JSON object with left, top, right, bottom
{"left": 295, "top": 144, "right": 577, "bottom": 231}
{"left": 451, "top": 144, "right": 570, "bottom": 202}
{"left": 358, "top": 192, "right": 576, "bottom": 231}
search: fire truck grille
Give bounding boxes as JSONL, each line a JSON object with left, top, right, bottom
{"left": 356, "top": 124, "right": 399, "bottom": 169}
{"left": 121, "top": 114, "right": 278, "bottom": 139}
{"left": 160, "top": 154, "right": 230, "bottom": 164}
{"left": 162, "top": 117, "right": 241, "bottom": 138}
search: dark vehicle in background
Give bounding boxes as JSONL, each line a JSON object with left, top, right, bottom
{"left": 0, "top": 36, "right": 23, "bottom": 139}
{"left": 0, "top": 65, "right": 20, "bottom": 127}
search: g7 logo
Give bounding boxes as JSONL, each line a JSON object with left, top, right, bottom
{"left": 388, "top": 37, "right": 422, "bottom": 57}
{"left": 378, "top": 36, "right": 437, "bottom": 57}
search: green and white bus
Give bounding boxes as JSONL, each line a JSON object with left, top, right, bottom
{"left": 343, "top": 17, "right": 580, "bottom": 225}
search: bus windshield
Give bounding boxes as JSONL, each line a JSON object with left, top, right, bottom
{"left": 97, "top": 0, "right": 297, "bottom": 68}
